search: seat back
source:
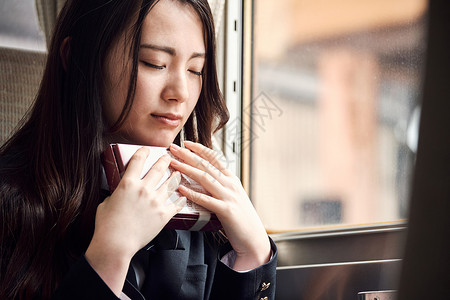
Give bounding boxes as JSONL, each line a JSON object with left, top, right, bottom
{"left": 0, "top": 47, "right": 46, "bottom": 144}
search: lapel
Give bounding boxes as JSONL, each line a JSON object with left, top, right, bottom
{"left": 120, "top": 230, "right": 190, "bottom": 300}
{"left": 123, "top": 280, "right": 145, "bottom": 300}
{"left": 140, "top": 230, "right": 191, "bottom": 299}
{"left": 123, "top": 266, "right": 145, "bottom": 300}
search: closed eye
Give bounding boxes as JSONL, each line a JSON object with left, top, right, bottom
{"left": 140, "top": 60, "right": 165, "bottom": 70}
{"left": 189, "top": 70, "right": 203, "bottom": 76}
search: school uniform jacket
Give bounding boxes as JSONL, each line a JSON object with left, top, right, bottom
{"left": 52, "top": 229, "right": 277, "bottom": 300}
{"left": 0, "top": 154, "right": 277, "bottom": 300}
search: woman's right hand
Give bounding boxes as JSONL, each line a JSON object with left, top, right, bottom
{"left": 85, "top": 147, "right": 186, "bottom": 296}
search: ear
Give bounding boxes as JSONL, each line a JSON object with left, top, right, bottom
{"left": 60, "top": 37, "right": 71, "bottom": 71}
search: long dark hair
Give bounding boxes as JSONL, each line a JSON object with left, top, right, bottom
{"left": 0, "top": 0, "right": 228, "bottom": 298}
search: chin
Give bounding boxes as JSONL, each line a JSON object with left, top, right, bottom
{"left": 141, "top": 134, "right": 177, "bottom": 148}
{"left": 151, "top": 141, "right": 172, "bottom": 148}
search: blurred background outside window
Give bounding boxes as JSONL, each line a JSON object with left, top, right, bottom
{"left": 250, "top": 0, "right": 427, "bottom": 231}
{"left": 0, "top": 0, "right": 46, "bottom": 51}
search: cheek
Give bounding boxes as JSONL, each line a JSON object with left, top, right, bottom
{"left": 188, "top": 78, "right": 202, "bottom": 109}
{"left": 185, "top": 90, "right": 200, "bottom": 118}
{"left": 102, "top": 85, "right": 127, "bottom": 127}
{"left": 133, "top": 74, "right": 157, "bottom": 110}
{"left": 102, "top": 64, "right": 131, "bottom": 127}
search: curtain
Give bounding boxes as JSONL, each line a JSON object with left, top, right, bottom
{"left": 209, "top": 0, "right": 225, "bottom": 37}
{"left": 35, "top": 0, "right": 66, "bottom": 49}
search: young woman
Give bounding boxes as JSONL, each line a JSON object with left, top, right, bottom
{"left": 0, "top": 0, "right": 277, "bottom": 299}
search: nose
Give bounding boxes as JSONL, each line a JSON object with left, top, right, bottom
{"left": 162, "top": 69, "right": 189, "bottom": 103}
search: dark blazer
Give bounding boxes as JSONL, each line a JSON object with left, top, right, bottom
{"left": 53, "top": 229, "right": 277, "bottom": 300}
{"left": 0, "top": 153, "right": 277, "bottom": 300}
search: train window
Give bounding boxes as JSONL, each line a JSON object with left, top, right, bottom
{"left": 1, "top": 0, "right": 428, "bottom": 233}
{"left": 246, "top": 0, "right": 427, "bottom": 231}
{"left": 0, "top": 0, "right": 46, "bottom": 51}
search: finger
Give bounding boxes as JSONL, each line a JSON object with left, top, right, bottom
{"left": 177, "top": 185, "right": 225, "bottom": 213}
{"left": 171, "top": 196, "right": 187, "bottom": 214}
{"left": 169, "top": 144, "right": 226, "bottom": 183}
{"left": 170, "top": 159, "right": 227, "bottom": 198}
{"left": 156, "top": 195, "right": 187, "bottom": 224}
{"left": 183, "top": 141, "right": 232, "bottom": 177}
{"left": 156, "top": 171, "right": 181, "bottom": 197}
{"left": 141, "top": 154, "right": 172, "bottom": 188}
{"left": 121, "top": 147, "right": 150, "bottom": 179}
{"left": 169, "top": 143, "right": 210, "bottom": 170}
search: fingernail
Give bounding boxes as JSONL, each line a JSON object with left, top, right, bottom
{"left": 171, "top": 143, "right": 181, "bottom": 151}
{"left": 137, "top": 146, "right": 150, "bottom": 156}
{"left": 170, "top": 158, "right": 180, "bottom": 166}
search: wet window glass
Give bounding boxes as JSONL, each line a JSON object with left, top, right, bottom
{"left": 250, "top": 0, "right": 427, "bottom": 230}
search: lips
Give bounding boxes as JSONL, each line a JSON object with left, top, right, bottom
{"left": 151, "top": 113, "right": 182, "bottom": 127}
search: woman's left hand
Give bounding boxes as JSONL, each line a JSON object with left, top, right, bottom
{"left": 169, "top": 141, "right": 271, "bottom": 271}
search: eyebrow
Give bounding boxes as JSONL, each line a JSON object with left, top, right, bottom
{"left": 140, "top": 43, "right": 206, "bottom": 59}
